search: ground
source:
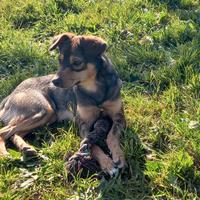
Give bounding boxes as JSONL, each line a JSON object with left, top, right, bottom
{"left": 0, "top": 0, "right": 200, "bottom": 199}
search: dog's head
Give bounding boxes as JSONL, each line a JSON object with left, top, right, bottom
{"left": 50, "top": 32, "right": 107, "bottom": 89}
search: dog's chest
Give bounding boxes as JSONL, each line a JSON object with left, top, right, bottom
{"left": 74, "top": 83, "right": 107, "bottom": 106}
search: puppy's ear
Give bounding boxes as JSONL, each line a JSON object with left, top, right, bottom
{"left": 80, "top": 36, "right": 107, "bottom": 57}
{"left": 49, "top": 32, "right": 75, "bottom": 51}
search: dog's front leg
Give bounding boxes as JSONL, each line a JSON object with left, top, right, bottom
{"left": 107, "top": 109, "right": 126, "bottom": 168}
{"left": 75, "top": 105, "right": 118, "bottom": 175}
{"left": 75, "top": 114, "right": 118, "bottom": 176}
{"left": 103, "top": 98, "right": 126, "bottom": 169}
{"left": 91, "top": 145, "right": 118, "bottom": 177}
{"left": 75, "top": 114, "right": 90, "bottom": 138}
{"left": 76, "top": 105, "right": 100, "bottom": 138}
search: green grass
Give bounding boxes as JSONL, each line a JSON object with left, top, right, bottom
{"left": 1, "top": 0, "right": 200, "bottom": 199}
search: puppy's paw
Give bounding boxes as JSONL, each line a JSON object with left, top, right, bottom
{"left": 100, "top": 157, "right": 119, "bottom": 178}
{"left": 112, "top": 153, "right": 126, "bottom": 169}
{"left": 108, "top": 166, "right": 119, "bottom": 178}
{"left": 22, "top": 146, "right": 37, "bottom": 157}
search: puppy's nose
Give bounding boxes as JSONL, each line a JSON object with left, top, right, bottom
{"left": 52, "top": 78, "right": 62, "bottom": 87}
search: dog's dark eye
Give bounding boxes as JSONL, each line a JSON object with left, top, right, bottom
{"left": 71, "top": 60, "right": 86, "bottom": 71}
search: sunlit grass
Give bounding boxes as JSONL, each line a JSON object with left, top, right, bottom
{"left": 0, "top": 0, "right": 200, "bottom": 199}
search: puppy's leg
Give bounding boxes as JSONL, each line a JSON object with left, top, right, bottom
{"left": 91, "top": 145, "right": 118, "bottom": 177}
{"left": 76, "top": 105, "right": 118, "bottom": 175}
{"left": 0, "top": 105, "right": 55, "bottom": 141}
{"left": 10, "top": 134, "right": 37, "bottom": 156}
{"left": 106, "top": 123, "right": 126, "bottom": 168}
{"left": 0, "top": 105, "right": 55, "bottom": 157}
{"left": 103, "top": 99, "right": 126, "bottom": 169}
{"left": 0, "top": 136, "right": 8, "bottom": 156}
{"left": 76, "top": 105, "right": 100, "bottom": 138}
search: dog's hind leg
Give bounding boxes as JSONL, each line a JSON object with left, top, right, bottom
{"left": 0, "top": 137, "right": 9, "bottom": 156}
{"left": 0, "top": 105, "right": 55, "bottom": 157}
{"left": 0, "top": 105, "right": 55, "bottom": 140}
{"left": 10, "top": 134, "right": 37, "bottom": 157}
{"left": 0, "top": 125, "right": 15, "bottom": 156}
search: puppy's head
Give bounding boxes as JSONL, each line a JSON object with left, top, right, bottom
{"left": 50, "top": 32, "right": 107, "bottom": 89}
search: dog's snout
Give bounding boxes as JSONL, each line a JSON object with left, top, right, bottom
{"left": 52, "top": 78, "right": 62, "bottom": 87}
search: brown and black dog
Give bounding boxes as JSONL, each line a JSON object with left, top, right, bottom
{"left": 50, "top": 33, "right": 126, "bottom": 175}
{"left": 0, "top": 32, "right": 126, "bottom": 176}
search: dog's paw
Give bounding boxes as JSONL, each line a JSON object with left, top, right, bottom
{"left": 22, "top": 146, "right": 37, "bottom": 157}
{"left": 112, "top": 154, "right": 126, "bottom": 169}
{"left": 108, "top": 166, "right": 119, "bottom": 178}
{"left": 100, "top": 157, "right": 119, "bottom": 178}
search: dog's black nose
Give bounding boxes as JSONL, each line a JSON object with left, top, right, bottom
{"left": 52, "top": 78, "right": 62, "bottom": 87}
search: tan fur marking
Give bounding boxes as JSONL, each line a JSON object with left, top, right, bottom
{"left": 0, "top": 136, "right": 8, "bottom": 156}
{"left": 14, "top": 92, "right": 27, "bottom": 101}
{"left": 0, "top": 108, "right": 4, "bottom": 118}
{"left": 79, "top": 63, "right": 97, "bottom": 92}
{"left": 102, "top": 98, "right": 122, "bottom": 117}
{"left": 77, "top": 105, "right": 100, "bottom": 127}
{"left": 106, "top": 128, "right": 125, "bottom": 166}
{"left": 59, "top": 68, "right": 75, "bottom": 88}
{"left": 91, "top": 145, "right": 115, "bottom": 172}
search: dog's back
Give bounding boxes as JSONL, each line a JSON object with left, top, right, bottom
{"left": 0, "top": 74, "right": 74, "bottom": 126}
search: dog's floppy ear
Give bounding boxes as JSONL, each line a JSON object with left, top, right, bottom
{"left": 80, "top": 36, "right": 107, "bottom": 57}
{"left": 49, "top": 32, "right": 75, "bottom": 51}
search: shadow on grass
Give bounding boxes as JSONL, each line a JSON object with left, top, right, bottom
{"left": 101, "top": 128, "right": 151, "bottom": 200}
{"left": 2, "top": 121, "right": 74, "bottom": 168}
{"left": 2, "top": 121, "right": 151, "bottom": 199}
{"left": 150, "top": 0, "right": 199, "bottom": 10}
